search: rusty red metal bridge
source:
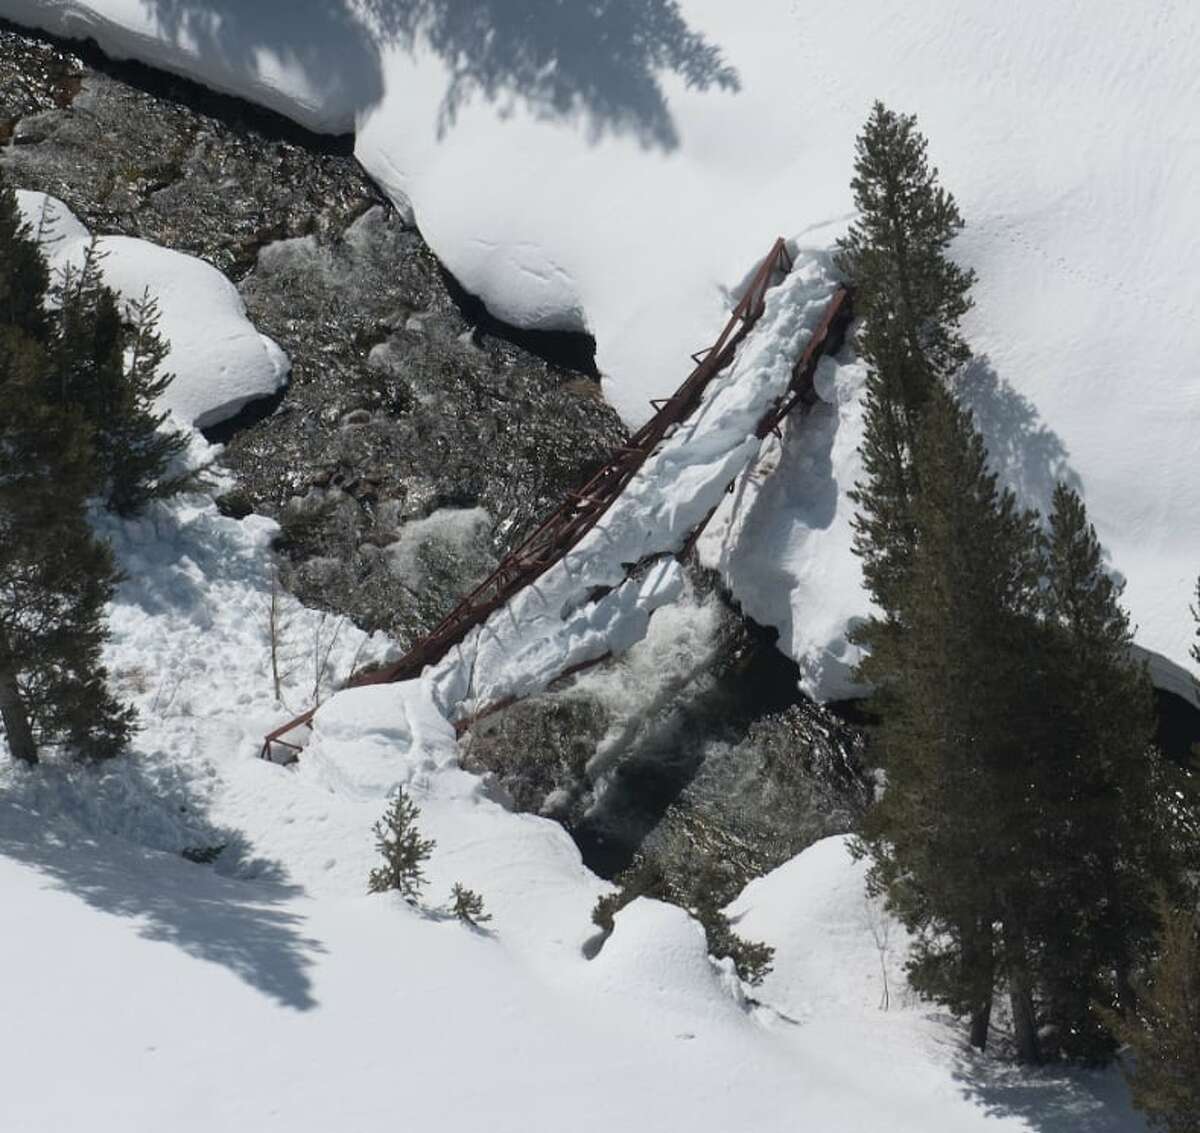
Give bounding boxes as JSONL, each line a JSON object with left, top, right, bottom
{"left": 262, "top": 238, "right": 853, "bottom": 759}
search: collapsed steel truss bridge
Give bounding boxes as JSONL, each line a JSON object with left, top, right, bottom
{"left": 262, "top": 238, "right": 853, "bottom": 759}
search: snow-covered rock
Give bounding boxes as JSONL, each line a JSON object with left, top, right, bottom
{"left": 17, "top": 190, "right": 289, "bottom": 429}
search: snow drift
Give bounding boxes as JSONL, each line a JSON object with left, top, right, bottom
{"left": 0, "top": 480, "right": 1145, "bottom": 1129}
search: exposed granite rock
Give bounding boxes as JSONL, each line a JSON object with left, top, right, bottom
{"left": 0, "top": 26, "right": 82, "bottom": 143}
{"left": 461, "top": 694, "right": 610, "bottom": 818}
{"left": 0, "top": 24, "right": 625, "bottom": 642}
{"left": 635, "top": 698, "right": 872, "bottom": 890}
{"left": 230, "top": 206, "right": 624, "bottom": 639}
{"left": 0, "top": 25, "right": 370, "bottom": 277}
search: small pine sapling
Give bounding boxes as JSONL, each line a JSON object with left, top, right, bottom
{"left": 450, "top": 883, "right": 492, "bottom": 927}
{"left": 367, "top": 788, "right": 435, "bottom": 901}
{"left": 590, "top": 890, "right": 627, "bottom": 935}
{"left": 109, "top": 289, "right": 188, "bottom": 515}
{"left": 588, "top": 857, "right": 774, "bottom": 986}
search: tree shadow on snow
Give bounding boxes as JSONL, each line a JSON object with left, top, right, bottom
{"left": 140, "top": 0, "right": 387, "bottom": 127}
{"left": 0, "top": 757, "right": 323, "bottom": 1010}
{"left": 950, "top": 1045, "right": 1147, "bottom": 1132}
{"left": 96, "top": 492, "right": 273, "bottom": 621}
{"left": 144, "top": 0, "right": 740, "bottom": 149}
{"left": 956, "top": 354, "right": 1084, "bottom": 520}
{"left": 956, "top": 357, "right": 1132, "bottom": 587}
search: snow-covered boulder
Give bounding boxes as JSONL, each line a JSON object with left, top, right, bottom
{"left": 17, "top": 191, "right": 289, "bottom": 430}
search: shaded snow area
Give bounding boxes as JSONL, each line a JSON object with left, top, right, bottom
{"left": 426, "top": 255, "right": 841, "bottom": 718}
{"left": 0, "top": 440, "right": 1145, "bottom": 1129}
{"left": 700, "top": 352, "right": 871, "bottom": 698}
{"left": 17, "top": 190, "right": 289, "bottom": 428}
{"left": 5, "top": 0, "right": 1198, "bottom": 685}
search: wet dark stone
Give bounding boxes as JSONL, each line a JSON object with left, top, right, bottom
{"left": 464, "top": 570, "right": 870, "bottom": 884}
{"left": 634, "top": 698, "right": 872, "bottom": 886}
{"left": 462, "top": 697, "right": 610, "bottom": 817}
{"left": 0, "top": 26, "right": 82, "bottom": 143}
{"left": 0, "top": 24, "right": 626, "bottom": 645}
{"left": 0, "top": 35, "right": 375, "bottom": 278}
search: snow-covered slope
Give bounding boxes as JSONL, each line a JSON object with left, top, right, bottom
{"left": 6, "top": 0, "right": 1195, "bottom": 692}
{"left": 0, "top": 492, "right": 1145, "bottom": 1128}
{"left": 17, "top": 191, "right": 289, "bottom": 429}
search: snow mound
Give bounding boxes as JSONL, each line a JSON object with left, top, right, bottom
{"left": 730, "top": 836, "right": 903, "bottom": 1022}
{"left": 17, "top": 191, "right": 289, "bottom": 429}
{"left": 584, "top": 897, "right": 750, "bottom": 1020}
{"left": 700, "top": 354, "right": 871, "bottom": 699}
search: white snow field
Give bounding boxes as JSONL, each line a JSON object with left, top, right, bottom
{"left": 0, "top": 453, "right": 1145, "bottom": 1129}
{"left": 17, "top": 190, "right": 289, "bottom": 428}
{"left": 5, "top": 0, "right": 1198, "bottom": 695}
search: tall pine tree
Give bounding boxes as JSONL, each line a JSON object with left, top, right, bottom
{"left": 0, "top": 175, "right": 134, "bottom": 764}
{"left": 835, "top": 102, "right": 975, "bottom": 419}
{"left": 1033, "top": 486, "right": 1193, "bottom": 1060}
{"left": 837, "top": 102, "right": 976, "bottom": 617}
{"left": 840, "top": 104, "right": 1033, "bottom": 1054}
{"left": 856, "top": 389, "right": 1045, "bottom": 1058}
{"left": 1108, "top": 896, "right": 1200, "bottom": 1133}
{"left": 843, "top": 104, "right": 1199, "bottom": 1066}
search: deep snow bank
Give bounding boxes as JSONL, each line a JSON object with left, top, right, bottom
{"left": 18, "top": 191, "right": 289, "bottom": 428}
{"left": 7, "top": 1, "right": 1197, "bottom": 690}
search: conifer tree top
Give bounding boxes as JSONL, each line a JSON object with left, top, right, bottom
{"left": 836, "top": 102, "right": 975, "bottom": 391}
